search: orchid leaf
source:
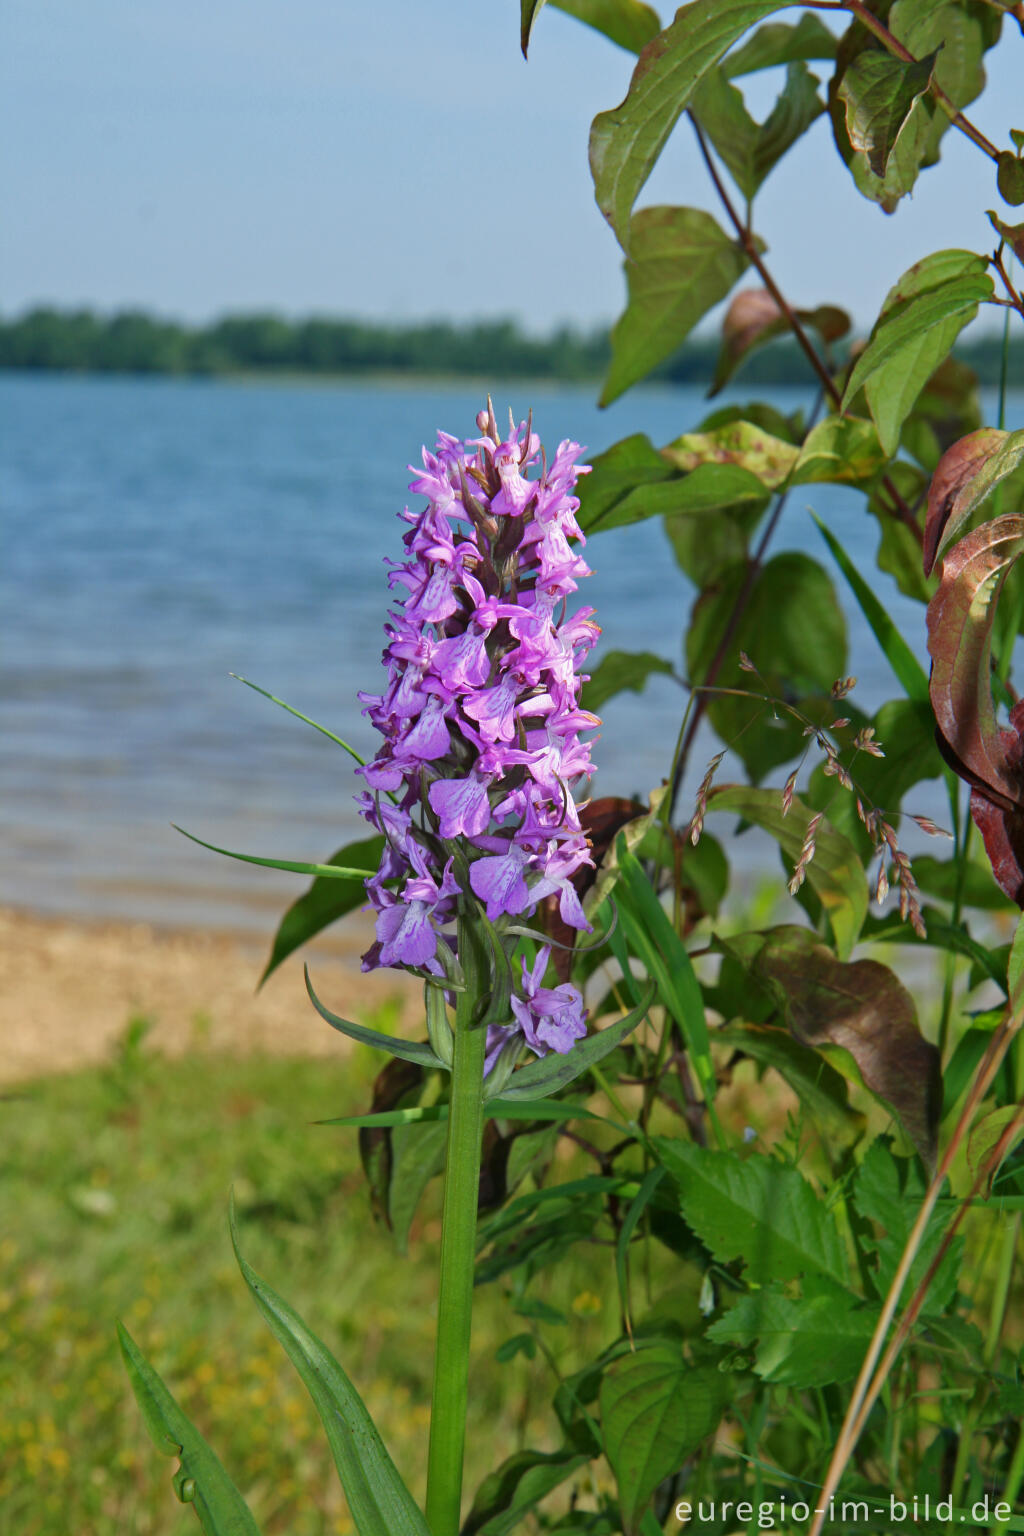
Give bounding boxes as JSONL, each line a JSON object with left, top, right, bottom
{"left": 812, "top": 511, "right": 929, "bottom": 704}
{"left": 589, "top": 0, "right": 792, "bottom": 243}
{"left": 923, "top": 428, "right": 1024, "bottom": 575}
{"left": 118, "top": 1325, "right": 262, "bottom": 1536}
{"left": 304, "top": 968, "right": 444, "bottom": 1069}
{"left": 493, "top": 983, "right": 655, "bottom": 1101}
{"left": 705, "top": 786, "right": 867, "bottom": 957}
{"left": 600, "top": 206, "right": 754, "bottom": 403}
{"left": 173, "top": 825, "right": 382, "bottom": 883}
{"left": 260, "top": 835, "right": 384, "bottom": 986}
{"left": 230, "top": 1205, "right": 431, "bottom": 1536}
{"left": 229, "top": 674, "right": 368, "bottom": 767}
{"left": 600, "top": 1344, "right": 725, "bottom": 1535}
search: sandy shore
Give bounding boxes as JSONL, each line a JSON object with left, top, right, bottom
{"left": 0, "top": 904, "right": 422, "bottom": 1086}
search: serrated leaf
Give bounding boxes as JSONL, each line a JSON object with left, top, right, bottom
{"left": 230, "top": 1207, "right": 430, "bottom": 1536}
{"left": 924, "top": 428, "right": 1024, "bottom": 575}
{"left": 581, "top": 649, "right": 676, "bottom": 713}
{"left": 600, "top": 1344, "right": 725, "bottom": 1534}
{"left": 657, "top": 1138, "right": 848, "bottom": 1283}
{"left": 723, "top": 12, "right": 837, "bottom": 77}
{"left": 968, "top": 1105, "right": 1024, "bottom": 1197}
{"left": 589, "top": 0, "right": 791, "bottom": 242}
{"left": 693, "top": 60, "right": 822, "bottom": 203}
{"left": 707, "top": 1280, "right": 879, "bottom": 1386}
{"left": 601, "top": 206, "right": 754, "bottom": 403}
{"left": 118, "top": 1325, "right": 262, "bottom": 1536}
{"left": 705, "top": 786, "right": 867, "bottom": 957}
{"left": 260, "top": 835, "right": 384, "bottom": 986}
{"left": 839, "top": 46, "right": 938, "bottom": 179}
{"left": 686, "top": 551, "right": 847, "bottom": 781}
{"left": 853, "top": 1140, "right": 961, "bottom": 1309}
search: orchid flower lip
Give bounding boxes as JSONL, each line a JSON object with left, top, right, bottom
{"left": 356, "top": 406, "right": 599, "bottom": 1069}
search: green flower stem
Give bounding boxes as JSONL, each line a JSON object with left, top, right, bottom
{"left": 425, "top": 912, "right": 488, "bottom": 1536}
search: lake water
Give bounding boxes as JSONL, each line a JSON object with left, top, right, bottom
{"left": 4, "top": 371, "right": 1021, "bottom": 931}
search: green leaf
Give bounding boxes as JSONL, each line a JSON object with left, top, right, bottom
{"left": 692, "top": 60, "right": 822, "bottom": 203}
{"left": 616, "top": 1167, "right": 667, "bottom": 1336}
{"left": 388, "top": 1117, "right": 448, "bottom": 1253}
{"left": 656, "top": 1138, "right": 848, "bottom": 1283}
{"left": 601, "top": 206, "right": 754, "bottom": 404}
{"left": 118, "top": 1325, "right": 262, "bottom": 1536}
{"left": 463, "top": 1441, "right": 593, "bottom": 1536}
{"left": 989, "top": 209, "right": 1024, "bottom": 263}
{"left": 581, "top": 649, "right": 677, "bottom": 713}
{"left": 704, "top": 786, "right": 868, "bottom": 957}
{"left": 854, "top": 1140, "right": 961, "bottom": 1309}
{"left": 662, "top": 419, "right": 799, "bottom": 488}
{"left": 575, "top": 433, "right": 674, "bottom": 534}
{"left": 230, "top": 1206, "right": 430, "bottom": 1536}
{"left": 707, "top": 1279, "right": 879, "bottom": 1386}
{"left": 841, "top": 255, "right": 993, "bottom": 457}
{"left": 589, "top": 0, "right": 792, "bottom": 242}
{"left": 715, "top": 1019, "right": 864, "bottom": 1142}
{"left": 789, "top": 414, "right": 886, "bottom": 488}
{"left": 612, "top": 835, "right": 716, "bottom": 1098}
{"left": 838, "top": 46, "right": 938, "bottom": 180}
{"left": 998, "top": 151, "right": 1024, "bottom": 207}
{"left": 172, "top": 825, "right": 382, "bottom": 884}
{"left": 551, "top": 0, "right": 662, "bottom": 55}
{"left": 600, "top": 1344, "right": 725, "bottom": 1534}
{"left": 493, "top": 984, "right": 656, "bottom": 1101}
{"left": 260, "top": 835, "right": 384, "bottom": 986}
{"left": 724, "top": 12, "right": 837, "bottom": 77}
{"left": 812, "top": 511, "right": 929, "bottom": 704}
{"left": 319, "top": 1100, "right": 617, "bottom": 1130}
{"left": 304, "top": 968, "right": 443, "bottom": 1069}
{"left": 685, "top": 551, "right": 847, "bottom": 780}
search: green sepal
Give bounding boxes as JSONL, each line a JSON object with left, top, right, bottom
{"left": 304, "top": 966, "right": 444, "bottom": 1069}
{"left": 229, "top": 1200, "right": 431, "bottom": 1536}
{"left": 117, "top": 1323, "right": 262, "bottom": 1536}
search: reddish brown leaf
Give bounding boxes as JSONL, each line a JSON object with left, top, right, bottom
{"left": 358, "top": 1056, "right": 425, "bottom": 1229}
{"left": 926, "top": 514, "right": 1024, "bottom": 795}
{"left": 542, "top": 796, "right": 643, "bottom": 979}
{"left": 988, "top": 210, "right": 1024, "bottom": 265}
{"left": 922, "top": 428, "right": 1006, "bottom": 575}
{"left": 749, "top": 926, "right": 941, "bottom": 1168}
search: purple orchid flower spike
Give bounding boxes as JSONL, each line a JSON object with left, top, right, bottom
{"left": 355, "top": 402, "right": 600, "bottom": 1072}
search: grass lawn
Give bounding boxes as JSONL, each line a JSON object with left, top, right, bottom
{"left": 2, "top": 1015, "right": 617, "bottom": 1535}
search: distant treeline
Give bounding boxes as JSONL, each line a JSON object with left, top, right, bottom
{"left": 0, "top": 306, "right": 1020, "bottom": 388}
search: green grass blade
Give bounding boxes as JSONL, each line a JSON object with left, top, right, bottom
{"left": 615, "top": 1165, "right": 666, "bottom": 1338}
{"left": 173, "top": 824, "right": 384, "bottom": 882}
{"left": 812, "top": 511, "right": 929, "bottom": 704}
{"left": 229, "top": 674, "right": 369, "bottom": 766}
{"left": 230, "top": 1203, "right": 430, "bottom": 1536}
{"left": 117, "top": 1324, "right": 263, "bottom": 1536}
{"left": 304, "top": 967, "right": 442, "bottom": 1068}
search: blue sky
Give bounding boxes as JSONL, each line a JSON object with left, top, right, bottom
{"left": 3, "top": 1, "right": 1021, "bottom": 332}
